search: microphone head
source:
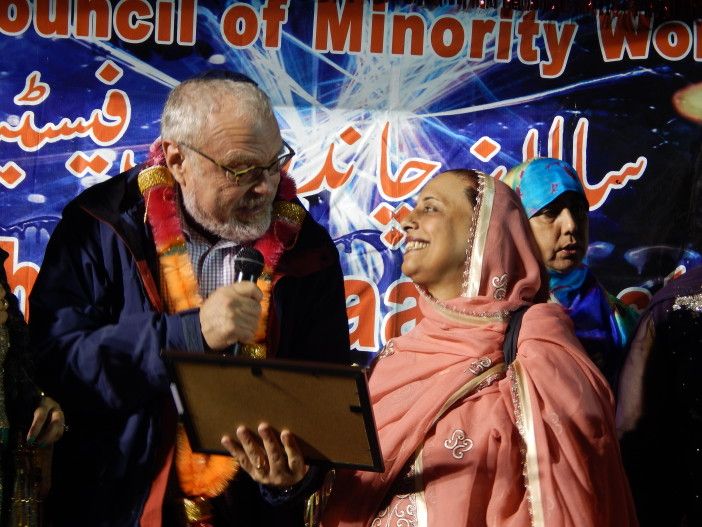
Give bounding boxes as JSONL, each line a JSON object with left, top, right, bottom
{"left": 233, "top": 247, "right": 265, "bottom": 281}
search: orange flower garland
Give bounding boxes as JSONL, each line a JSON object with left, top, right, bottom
{"left": 138, "top": 151, "right": 305, "bottom": 524}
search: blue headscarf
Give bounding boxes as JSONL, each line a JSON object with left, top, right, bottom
{"left": 501, "top": 157, "right": 585, "bottom": 219}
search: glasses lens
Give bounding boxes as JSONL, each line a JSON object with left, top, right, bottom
{"left": 236, "top": 167, "right": 266, "bottom": 187}
{"left": 232, "top": 145, "right": 293, "bottom": 186}
{"left": 279, "top": 152, "right": 294, "bottom": 168}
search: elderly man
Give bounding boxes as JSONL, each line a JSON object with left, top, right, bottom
{"left": 29, "top": 71, "right": 350, "bottom": 526}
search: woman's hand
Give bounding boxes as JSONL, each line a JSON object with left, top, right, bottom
{"left": 27, "top": 396, "right": 65, "bottom": 447}
{"left": 221, "top": 422, "right": 308, "bottom": 488}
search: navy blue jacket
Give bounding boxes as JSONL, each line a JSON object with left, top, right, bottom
{"left": 29, "top": 167, "right": 350, "bottom": 526}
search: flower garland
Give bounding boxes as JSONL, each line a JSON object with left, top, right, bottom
{"left": 138, "top": 148, "right": 305, "bottom": 525}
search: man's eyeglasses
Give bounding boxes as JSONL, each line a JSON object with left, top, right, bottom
{"left": 181, "top": 140, "right": 295, "bottom": 186}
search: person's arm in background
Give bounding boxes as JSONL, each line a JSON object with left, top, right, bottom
{"left": 0, "top": 250, "right": 64, "bottom": 447}
{"left": 615, "top": 314, "right": 654, "bottom": 437}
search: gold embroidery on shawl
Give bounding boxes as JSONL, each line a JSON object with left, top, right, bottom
{"left": 512, "top": 361, "right": 545, "bottom": 527}
{"left": 417, "top": 287, "right": 512, "bottom": 320}
{"left": 413, "top": 449, "right": 428, "bottom": 527}
{"left": 443, "top": 429, "right": 474, "bottom": 459}
{"left": 431, "top": 363, "right": 507, "bottom": 428}
{"left": 491, "top": 273, "right": 508, "bottom": 300}
{"left": 463, "top": 173, "right": 494, "bottom": 298}
{"left": 371, "top": 452, "right": 425, "bottom": 527}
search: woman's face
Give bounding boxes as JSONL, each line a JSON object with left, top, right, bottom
{"left": 528, "top": 191, "right": 589, "bottom": 273}
{"left": 401, "top": 172, "right": 474, "bottom": 300}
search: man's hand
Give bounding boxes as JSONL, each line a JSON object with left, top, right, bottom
{"left": 28, "top": 396, "right": 65, "bottom": 447}
{"left": 199, "top": 282, "right": 263, "bottom": 350}
{"left": 221, "top": 423, "right": 308, "bottom": 488}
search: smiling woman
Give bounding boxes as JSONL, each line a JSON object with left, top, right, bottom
{"left": 235, "top": 169, "right": 637, "bottom": 527}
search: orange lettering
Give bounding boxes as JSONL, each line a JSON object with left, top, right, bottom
{"left": 345, "top": 278, "right": 379, "bottom": 352}
{"left": 261, "top": 0, "right": 288, "bottom": 49}
{"left": 596, "top": 11, "right": 651, "bottom": 61}
{"left": 369, "top": 1, "right": 386, "bottom": 54}
{"left": 74, "top": 0, "right": 111, "bottom": 39}
{"left": 0, "top": 0, "right": 30, "bottom": 35}
{"left": 382, "top": 279, "right": 421, "bottom": 343}
{"left": 540, "top": 21, "right": 577, "bottom": 78}
{"left": 0, "top": 162, "right": 26, "bottom": 189}
{"left": 653, "top": 21, "right": 692, "bottom": 60}
{"left": 155, "top": 0, "right": 174, "bottom": 44}
{"left": 391, "top": 14, "right": 424, "bottom": 55}
{"left": 378, "top": 122, "right": 440, "bottom": 200}
{"left": 495, "top": 9, "right": 514, "bottom": 62}
{"left": 114, "top": 0, "right": 153, "bottom": 43}
{"left": 13, "top": 71, "right": 50, "bottom": 106}
{"left": 313, "top": 0, "right": 363, "bottom": 53}
{"left": 0, "top": 238, "right": 38, "bottom": 321}
{"left": 523, "top": 128, "right": 538, "bottom": 160}
{"left": 221, "top": 4, "right": 259, "bottom": 48}
{"left": 430, "top": 16, "right": 464, "bottom": 58}
{"left": 177, "top": 0, "right": 196, "bottom": 45}
{"left": 548, "top": 116, "right": 563, "bottom": 160}
{"left": 516, "top": 11, "right": 539, "bottom": 64}
{"left": 87, "top": 89, "right": 131, "bottom": 144}
{"left": 34, "top": 0, "right": 70, "bottom": 37}
{"left": 297, "top": 142, "right": 355, "bottom": 196}
{"left": 571, "top": 118, "right": 646, "bottom": 209}
{"left": 469, "top": 18, "right": 495, "bottom": 60}
{"left": 0, "top": 89, "right": 130, "bottom": 150}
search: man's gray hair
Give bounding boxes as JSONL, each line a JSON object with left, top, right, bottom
{"left": 160, "top": 77, "right": 276, "bottom": 145}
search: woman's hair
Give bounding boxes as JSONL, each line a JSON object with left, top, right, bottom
{"left": 160, "top": 74, "right": 276, "bottom": 145}
{"left": 444, "top": 168, "right": 480, "bottom": 206}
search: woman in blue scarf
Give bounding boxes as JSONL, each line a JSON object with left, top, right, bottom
{"left": 503, "top": 158, "right": 638, "bottom": 391}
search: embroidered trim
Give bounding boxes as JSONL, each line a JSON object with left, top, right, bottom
{"left": 511, "top": 362, "right": 545, "bottom": 527}
{"left": 431, "top": 363, "right": 507, "bottom": 428}
{"left": 672, "top": 292, "right": 702, "bottom": 313}
{"left": 417, "top": 287, "right": 512, "bottom": 322}
{"left": 467, "top": 356, "right": 492, "bottom": 375}
{"left": 461, "top": 172, "right": 486, "bottom": 297}
{"left": 492, "top": 273, "right": 508, "bottom": 300}
{"left": 378, "top": 340, "right": 396, "bottom": 360}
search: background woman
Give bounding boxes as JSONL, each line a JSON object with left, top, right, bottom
{"left": 1, "top": 248, "right": 64, "bottom": 526}
{"left": 503, "top": 158, "right": 639, "bottom": 391}
{"left": 616, "top": 265, "right": 702, "bottom": 526}
{"left": 224, "top": 170, "right": 636, "bottom": 526}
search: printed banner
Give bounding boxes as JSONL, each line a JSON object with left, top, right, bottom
{"left": 1, "top": 1, "right": 701, "bottom": 355}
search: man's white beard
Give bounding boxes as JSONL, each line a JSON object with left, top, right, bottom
{"left": 181, "top": 190, "right": 273, "bottom": 243}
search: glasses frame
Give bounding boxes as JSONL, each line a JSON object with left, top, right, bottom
{"left": 180, "top": 140, "right": 295, "bottom": 186}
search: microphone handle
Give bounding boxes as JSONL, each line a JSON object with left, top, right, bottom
{"left": 226, "top": 271, "right": 258, "bottom": 357}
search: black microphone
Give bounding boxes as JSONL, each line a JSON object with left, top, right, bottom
{"left": 229, "top": 247, "right": 264, "bottom": 356}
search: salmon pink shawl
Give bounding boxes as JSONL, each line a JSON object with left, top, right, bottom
{"left": 322, "top": 174, "right": 636, "bottom": 526}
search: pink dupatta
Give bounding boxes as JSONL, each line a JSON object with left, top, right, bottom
{"left": 322, "top": 174, "right": 636, "bottom": 526}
